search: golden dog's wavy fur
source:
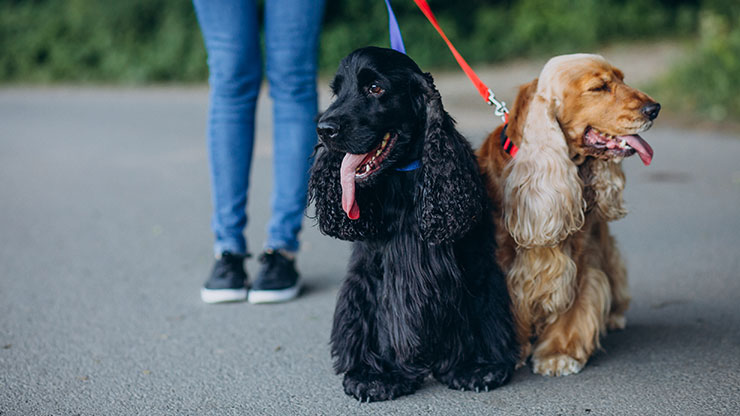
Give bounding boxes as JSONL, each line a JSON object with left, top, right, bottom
{"left": 478, "top": 54, "right": 658, "bottom": 376}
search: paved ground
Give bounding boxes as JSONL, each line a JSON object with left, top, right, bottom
{"left": 2, "top": 42, "right": 739, "bottom": 415}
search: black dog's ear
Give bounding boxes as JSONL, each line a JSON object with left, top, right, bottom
{"left": 308, "top": 146, "right": 382, "bottom": 241}
{"left": 414, "top": 72, "right": 485, "bottom": 245}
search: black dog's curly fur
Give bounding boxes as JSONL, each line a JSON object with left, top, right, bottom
{"left": 309, "top": 47, "right": 518, "bottom": 402}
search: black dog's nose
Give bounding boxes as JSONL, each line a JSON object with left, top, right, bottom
{"left": 641, "top": 103, "right": 661, "bottom": 121}
{"left": 317, "top": 121, "right": 339, "bottom": 140}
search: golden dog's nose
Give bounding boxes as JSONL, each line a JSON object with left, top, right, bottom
{"left": 641, "top": 103, "right": 661, "bottom": 121}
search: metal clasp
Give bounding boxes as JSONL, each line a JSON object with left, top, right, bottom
{"left": 487, "top": 89, "right": 509, "bottom": 123}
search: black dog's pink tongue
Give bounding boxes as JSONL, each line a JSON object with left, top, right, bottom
{"left": 340, "top": 153, "right": 367, "bottom": 220}
{"left": 620, "top": 134, "right": 654, "bottom": 166}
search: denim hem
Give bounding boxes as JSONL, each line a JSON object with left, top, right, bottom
{"left": 214, "top": 241, "right": 248, "bottom": 258}
{"left": 264, "top": 240, "right": 299, "bottom": 253}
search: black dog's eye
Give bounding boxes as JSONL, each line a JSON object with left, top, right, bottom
{"left": 330, "top": 75, "right": 344, "bottom": 95}
{"left": 367, "top": 83, "right": 385, "bottom": 97}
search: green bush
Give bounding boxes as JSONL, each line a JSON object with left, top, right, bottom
{"left": 320, "top": 0, "right": 698, "bottom": 72}
{"left": 0, "top": 0, "right": 700, "bottom": 83}
{"left": 0, "top": 0, "right": 206, "bottom": 83}
{"left": 655, "top": 2, "right": 740, "bottom": 121}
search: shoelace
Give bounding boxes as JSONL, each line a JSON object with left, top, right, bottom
{"left": 258, "top": 250, "right": 282, "bottom": 267}
{"left": 258, "top": 250, "right": 294, "bottom": 272}
{"left": 258, "top": 251, "right": 273, "bottom": 263}
{"left": 216, "top": 252, "right": 247, "bottom": 277}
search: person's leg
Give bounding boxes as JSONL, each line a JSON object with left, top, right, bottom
{"left": 193, "top": 0, "right": 261, "bottom": 257}
{"left": 248, "top": 0, "right": 325, "bottom": 304}
{"left": 193, "top": 0, "right": 261, "bottom": 303}
{"left": 263, "top": 0, "right": 326, "bottom": 253}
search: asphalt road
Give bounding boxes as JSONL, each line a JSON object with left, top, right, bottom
{"left": 2, "top": 47, "right": 739, "bottom": 415}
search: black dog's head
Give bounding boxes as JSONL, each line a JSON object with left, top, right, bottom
{"left": 317, "top": 47, "right": 426, "bottom": 182}
{"left": 309, "top": 47, "right": 485, "bottom": 245}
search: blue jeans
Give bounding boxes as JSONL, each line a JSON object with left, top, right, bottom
{"left": 193, "top": 0, "right": 325, "bottom": 256}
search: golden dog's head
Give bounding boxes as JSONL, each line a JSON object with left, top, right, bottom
{"left": 503, "top": 54, "right": 659, "bottom": 248}
{"left": 526, "top": 54, "right": 659, "bottom": 166}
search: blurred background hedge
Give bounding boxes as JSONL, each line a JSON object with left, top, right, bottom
{"left": 0, "top": 0, "right": 738, "bottom": 120}
{"left": 652, "top": 0, "right": 740, "bottom": 121}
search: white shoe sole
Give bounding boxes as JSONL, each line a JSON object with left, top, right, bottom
{"left": 247, "top": 284, "right": 301, "bottom": 304}
{"left": 200, "top": 287, "right": 247, "bottom": 304}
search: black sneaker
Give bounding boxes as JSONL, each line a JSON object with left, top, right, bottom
{"left": 247, "top": 249, "right": 301, "bottom": 304}
{"left": 200, "top": 252, "right": 248, "bottom": 304}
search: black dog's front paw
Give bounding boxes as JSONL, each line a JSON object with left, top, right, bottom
{"left": 436, "top": 363, "right": 512, "bottom": 392}
{"left": 343, "top": 370, "right": 422, "bottom": 402}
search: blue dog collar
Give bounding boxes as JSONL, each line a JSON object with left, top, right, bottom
{"left": 396, "top": 160, "right": 421, "bottom": 172}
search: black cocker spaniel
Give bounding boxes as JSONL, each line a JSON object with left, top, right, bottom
{"left": 309, "top": 47, "right": 518, "bottom": 402}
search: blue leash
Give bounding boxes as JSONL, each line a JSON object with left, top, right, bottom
{"left": 384, "top": 0, "right": 406, "bottom": 54}
{"left": 385, "top": 1, "right": 420, "bottom": 172}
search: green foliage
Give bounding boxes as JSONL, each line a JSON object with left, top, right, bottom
{"left": 0, "top": 0, "right": 700, "bottom": 83}
{"left": 0, "top": 0, "right": 206, "bottom": 83}
{"left": 655, "top": 1, "right": 740, "bottom": 120}
{"left": 320, "top": 0, "right": 698, "bottom": 72}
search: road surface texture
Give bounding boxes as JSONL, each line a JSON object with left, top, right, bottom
{"left": 2, "top": 42, "right": 739, "bottom": 415}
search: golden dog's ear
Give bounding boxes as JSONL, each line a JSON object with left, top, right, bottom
{"left": 503, "top": 77, "right": 584, "bottom": 248}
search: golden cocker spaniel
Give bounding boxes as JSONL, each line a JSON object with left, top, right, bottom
{"left": 477, "top": 54, "right": 660, "bottom": 376}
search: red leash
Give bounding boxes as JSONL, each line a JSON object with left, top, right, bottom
{"left": 413, "top": 0, "right": 509, "bottom": 123}
{"left": 412, "top": 0, "right": 517, "bottom": 156}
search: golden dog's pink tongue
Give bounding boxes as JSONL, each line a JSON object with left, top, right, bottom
{"left": 621, "top": 135, "right": 654, "bottom": 166}
{"left": 340, "top": 153, "right": 368, "bottom": 220}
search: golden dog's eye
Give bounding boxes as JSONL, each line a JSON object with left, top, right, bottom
{"left": 590, "top": 83, "right": 611, "bottom": 93}
{"left": 368, "top": 83, "right": 385, "bottom": 96}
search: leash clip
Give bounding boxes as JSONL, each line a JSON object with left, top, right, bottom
{"left": 487, "top": 89, "right": 509, "bottom": 123}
